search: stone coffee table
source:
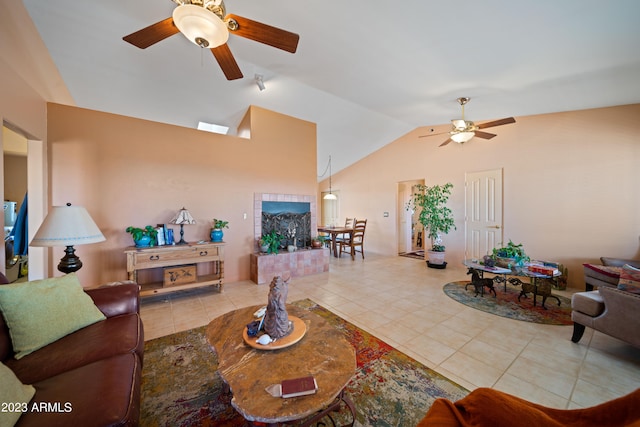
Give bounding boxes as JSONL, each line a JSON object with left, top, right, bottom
{"left": 206, "top": 304, "right": 356, "bottom": 426}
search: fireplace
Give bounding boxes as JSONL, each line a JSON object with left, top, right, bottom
{"left": 262, "top": 201, "right": 311, "bottom": 248}
{"left": 254, "top": 193, "right": 317, "bottom": 250}
{"left": 251, "top": 193, "right": 326, "bottom": 284}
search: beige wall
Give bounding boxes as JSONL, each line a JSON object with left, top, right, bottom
{"left": 47, "top": 103, "right": 317, "bottom": 286}
{"left": 320, "top": 104, "right": 640, "bottom": 289}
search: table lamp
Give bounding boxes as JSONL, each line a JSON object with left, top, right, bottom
{"left": 169, "top": 207, "right": 196, "bottom": 245}
{"left": 30, "top": 203, "right": 106, "bottom": 273}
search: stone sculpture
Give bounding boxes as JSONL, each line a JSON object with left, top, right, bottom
{"left": 264, "top": 275, "right": 290, "bottom": 338}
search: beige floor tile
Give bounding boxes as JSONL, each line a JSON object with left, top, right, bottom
{"left": 493, "top": 373, "right": 569, "bottom": 409}
{"left": 439, "top": 352, "right": 504, "bottom": 388}
{"left": 506, "top": 356, "right": 576, "bottom": 399}
{"left": 459, "top": 339, "right": 519, "bottom": 372}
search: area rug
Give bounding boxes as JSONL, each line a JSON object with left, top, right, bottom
{"left": 443, "top": 281, "right": 573, "bottom": 325}
{"left": 399, "top": 250, "right": 425, "bottom": 260}
{"left": 140, "top": 299, "right": 468, "bottom": 427}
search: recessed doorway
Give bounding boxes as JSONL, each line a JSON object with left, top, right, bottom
{"left": 397, "top": 179, "right": 424, "bottom": 255}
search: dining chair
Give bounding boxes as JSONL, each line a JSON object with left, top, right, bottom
{"left": 328, "top": 218, "right": 354, "bottom": 254}
{"left": 338, "top": 219, "right": 367, "bottom": 260}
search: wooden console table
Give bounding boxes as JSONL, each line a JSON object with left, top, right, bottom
{"left": 124, "top": 242, "right": 224, "bottom": 297}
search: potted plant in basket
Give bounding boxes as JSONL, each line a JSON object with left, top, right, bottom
{"left": 210, "top": 218, "right": 229, "bottom": 242}
{"left": 491, "top": 240, "right": 530, "bottom": 269}
{"left": 406, "top": 182, "right": 456, "bottom": 268}
{"left": 126, "top": 225, "right": 158, "bottom": 247}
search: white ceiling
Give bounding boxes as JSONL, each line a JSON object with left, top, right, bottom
{"left": 22, "top": 0, "right": 640, "bottom": 176}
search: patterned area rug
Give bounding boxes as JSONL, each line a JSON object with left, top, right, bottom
{"left": 443, "top": 281, "right": 573, "bottom": 325}
{"left": 140, "top": 299, "right": 468, "bottom": 426}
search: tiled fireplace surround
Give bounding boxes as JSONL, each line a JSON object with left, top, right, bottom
{"left": 250, "top": 193, "right": 329, "bottom": 284}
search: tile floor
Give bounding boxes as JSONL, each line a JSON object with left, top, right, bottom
{"left": 140, "top": 253, "right": 640, "bottom": 410}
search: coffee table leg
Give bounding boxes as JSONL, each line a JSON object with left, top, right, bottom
{"left": 283, "top": 389, "right": 356, "bottom": 427}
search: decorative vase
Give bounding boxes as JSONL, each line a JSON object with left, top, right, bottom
{"left": 211, "top": 229, "right": 224, "bottom": 242}
{"left": 134, "top": 235, "right": 152, "bottom": 247}
{"left": 287, "top": 245, "right": 296, "bottom": 252}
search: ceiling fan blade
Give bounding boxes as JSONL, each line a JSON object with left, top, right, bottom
{"left": 474, "top": 130, "right": 497, "bottom": 140}
{"left": 476, "top": 117, "right": 516, "bottom": 129}
{"left": 226, "top": 14, "right": 299, "bottom": 53}
{"left": 123, "top": 17, "right": 179, "bottom": 49}
{"left": 439, "top": 138, "right": 453, "bottom": 147}
{"left": 211, "top": 44, "right": 243, "bottom": 80}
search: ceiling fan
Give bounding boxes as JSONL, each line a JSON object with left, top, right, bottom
{"left": 122, "top": 0, "right": 299, "bottom": 81}
{"left": 419, "top": 97, "right": 516, "bottom": 147}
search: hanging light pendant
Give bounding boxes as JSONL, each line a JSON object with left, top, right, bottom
{"left": 323, "top": 155, "right": 337, "bottom": 200}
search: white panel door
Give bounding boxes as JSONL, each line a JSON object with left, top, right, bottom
{"left": 465, "top": 169, "right": 503, "bottom": 260}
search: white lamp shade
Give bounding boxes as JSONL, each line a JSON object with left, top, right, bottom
{"left": 30, "top": 205, "right": 105, "bottom": 247}
{"left": 170, "top": 208, "right": 196, "bottom": 225}
{"left": 173, "top": 4, "right": 229, "bottom": 48}
{"left": 323, "top": 193, "right": 337, "bottom": 200}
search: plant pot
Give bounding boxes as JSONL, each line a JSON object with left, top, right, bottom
{"left": 260, "top": 244, "right": 269, "bottom": 253}
{"left": 495, "top": 257, "right": 516, "bottom": 269}
{"left": 427, "top": 261, "right": 447, "bottom": 269}
{"left": 311, "top": 240, "right": 323, "bottom": 249}
{"left": 134, "top": 235, "right": 152, "bottom": 247}
{"left": 427, "top": 250, "right": 446, "bottom": 265}
{"left": 211, "top": 229, "right": 224, "bottom": 242}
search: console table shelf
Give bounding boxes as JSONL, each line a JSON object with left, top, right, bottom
{"left": 124, "top": 242, "right": 224, "bottom": 297}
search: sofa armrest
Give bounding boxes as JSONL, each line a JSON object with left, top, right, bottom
{"left": 593, "top": 286, "right": 640, "bottom": 348}
{"left": 86, "top": 283, "right": 140, "bottom": 318}
{"left": 600, "top": 257, "right": 640, "bottom": 268}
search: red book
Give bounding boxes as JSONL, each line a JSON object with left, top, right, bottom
{"left": 280, "top": 376, "right": 318, "bottom": 398}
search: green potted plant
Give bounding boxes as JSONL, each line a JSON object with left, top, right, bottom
{"left": 491, "top": 240, "right": 530, "bottom": 269}
{"left": 259, "top": 230, "right": 285, "bottom": 254}
{"left": 210, "top": 218, "right": 229, "bottom": 242}
{"left": 406, "top": 182, "right": 456, "bottom": 268}
{"left": 126, "top": 225, "right": 158, "bottom": 247}
{"left": 311, "top": 235, "right": 327, "bottom": 249}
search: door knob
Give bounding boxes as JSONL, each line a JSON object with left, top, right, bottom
{"left": 488, "top": 225, "right": 501, "bottom": 229}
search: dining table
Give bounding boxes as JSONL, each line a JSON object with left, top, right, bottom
{"left": 317, "top": 226, "right": 353, "bottom": 258}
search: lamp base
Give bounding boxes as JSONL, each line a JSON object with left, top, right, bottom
{"left": 176, "top": 224, "right": 187, "bottom": 245}
{"left": 58, "top": 245, "right": 83, "bottom": 273}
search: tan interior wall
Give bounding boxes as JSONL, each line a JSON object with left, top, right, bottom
{"left": 47, "top": 103, "right": 317, "bottom": 286}
{"left": 320, "top": 104, "right": 640, "bottom": 289}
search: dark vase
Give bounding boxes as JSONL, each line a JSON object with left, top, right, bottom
{"left": 211, "top": 229, "right": 224, "bottom": 242}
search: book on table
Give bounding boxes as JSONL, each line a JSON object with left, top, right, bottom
{"left": 281, "top": 376, "right": 318, "bottom": 398}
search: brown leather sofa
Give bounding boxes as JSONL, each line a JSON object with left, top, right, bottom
{"left": 0, "top": 273, "right": 144, "bottom": 426}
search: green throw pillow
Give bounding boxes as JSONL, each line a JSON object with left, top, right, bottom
{"left": 0, "top": 273, "right": 106, "bottom": 359}
{"left": 0, "top": 361, "right": 35, "bottom": 426}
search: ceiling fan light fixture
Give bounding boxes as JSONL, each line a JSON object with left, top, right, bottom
{"left": 173, "top": 4, "right": 229, "bottom": 48}
{"left": 451, "top": 119, "right": 468, "bottom": 130}
{"left": 451, "top": 131, "right": 475, "bottom": 144}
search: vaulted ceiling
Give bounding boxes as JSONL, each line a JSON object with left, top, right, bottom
{"left": 21, "top": 0, "right": 640, "bottom": 175}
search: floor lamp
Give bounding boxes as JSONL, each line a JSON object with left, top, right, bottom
{"left": 30, "top": 203, "right": 106, "bottom": 273}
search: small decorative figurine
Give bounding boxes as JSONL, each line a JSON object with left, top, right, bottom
{"left": 264, "top": 275, "right": 290, "bottom": 338}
